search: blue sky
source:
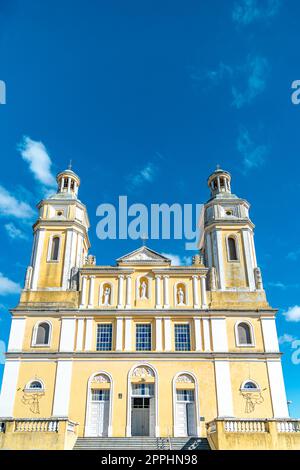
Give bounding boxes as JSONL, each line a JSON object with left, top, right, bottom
{"left": 0, "top": 0, "right": 299, "bottom": 416}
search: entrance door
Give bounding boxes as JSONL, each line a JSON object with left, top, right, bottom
{"left": 87, "top": 389, "right": 110, "bottom": 437}
{"left": 176, "top": 402, "right": 188, "bottom": 436}
{"left": 175, "top": 389, "right": 196, "bottom": 437}
{"left": 131, "top": 397, "right": 150, "bottom": 436}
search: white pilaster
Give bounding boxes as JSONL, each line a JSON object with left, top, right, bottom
{"left": 214, "top": 361, "right": 234, "bottom": 417}
{"left": 84, "top": 317, "right": 93, "bottom": 351}
{"left": 155, "top": 317, "right": 163, "bottom": 351}
{"left": 59, "top": 318, "right": 76, "bottom": 352}
{"left": 192, "top": 276, "right": 200, "bottom": 308}
{"left": 76, "top": 318, "right": 85, "bottom": 351}
{"left": 124, "top": 317, "right": 132, "bottom": 351}
{"left": 164, "top": 317, "right": 172, "bottom": 351}
{"left": 261, "top": 317, "right": 279, "bottom": 352}
{"left": 242, "top": 229, "right": 256, "bottom": 291}
{"left": 267, "top": 360, "right": 289, "bottom": 418}
{"left": 163, "top": 275, "right": 170, "bottom": 309}
{"left": 31, "top": 229, "right": 46, "bottom": 290}
{"left": 116, "top": 317, "right": 123, "bottom": 351}
{"left": 193, "top": 317, "right": 202, "bottom": 351}
{"left": 203, "top": 317, "right": 211, "bottom": 351}
{"left": 0, "top": 361, "right": 20, "bottom": 417}
{"left": 8, "top": 317, "right": 26, "bottom": 352}
{"left": 80, "top": 275, "right": 88, "bottom": 308}
{"left": 200, "top": 275, "right": 208, "bottom": 309}
{"left": 62, "top": 229, "right": 74, "bottom": 289}
{"left": 125, "top": 275, "right": 132, "bottom": 309}
{"left": 52, "top": 361, "right": 73, "bottom": 417}
{"left": 211, "top": 317, "right": 228, "bottom": 352}
{"left": 155, "top": 275, "right": 162, "bottom": 308}
{"left": 215, "top": 230, "right": 225, "bottom": 290}
{"left": 88, "top": 275, "right": 95, "bottom": 308}
{"left": 117, "top": 275, "right": 125, "bottom": 309}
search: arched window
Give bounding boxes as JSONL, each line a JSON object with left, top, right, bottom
{"left": 228, "top": 236, "right": 238, "bottom": 261}
{"left": 50, "top": 237, "right": 60, "bottom": 261}
{"left": 242, "top": 381, "right": 258, "bottom": 390}
{"left": 237, "top": 322, "right": 253, "bottom": 346}
{"left": 25, "top": 379, "right": 44, "bottom": 392}
{"left": 35, "top": 322, "right": 50, "bottom": 346}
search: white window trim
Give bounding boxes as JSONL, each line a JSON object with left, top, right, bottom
{"left": 47, "top": 234, "right": 62, "bottom": 263}
{"left": 96, "top": 322, "right": 113, "bottom": 351}
{"left": 226, "top": 234, "right": 240, "bottom": 263}
{"left": 99, "top": 281, "right": 114, "bottom": 307}
{"left": 24, "top": 378, "right": 45, "bottom": 392}
{"left": 84, "top": 371, "right": 113, "bottom": 437}
{"left": 172, "top": 371, "right": 201, "bottom": 437}
{"left": 174, "top": 281, "right": 189, "bottom": 307}
{"left": 135, "top": 322, "right": 152, "bottom": 351}
{"left": 31, "top": 321, "right": 52, "bottom": 347}
{"left": 240, "top": 379, "right": 260, "bottom": 392}
{"left": 235, "top": 320, "right": 255, "bottom": 348}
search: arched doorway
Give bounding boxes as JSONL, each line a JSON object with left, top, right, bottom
{"left": 85, "top": 372, "right": 113, "bottom": 437}
{"left": 173, "top": 372, "right": 199, "bottom": 437}
{"left": 126, "top": 364, "right": 158, "bottom": 437}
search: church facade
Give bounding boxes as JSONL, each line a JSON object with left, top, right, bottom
{"left": 0, "top": 167, "right": 299, "bottom": 450}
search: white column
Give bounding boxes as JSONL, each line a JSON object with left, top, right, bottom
{"left": 0, "top": 361, "right": 20, "bottom": 416}
{"left": 125, "top": 275, "right": 132, "bottom": 309}
{"left": 80, "top": 275, "right": 88, "bottom": 307}
{"left": 117, "top": 275, "right": 125, "bottom": 309}
{"left": 8, "top": 317, "right": 26, "bottom": 352}
{"left": 267, "top": 360, "right": 289, "bottom": 418}
{"left": 192, "top": 276, "right": 200, "bottom": 308}
{"left": 84, "top": 317, "right": 93, "bottom": 351}
{"left": 59, "top": 318, "right": 76, "bottom": 352}
{"left": 124, "top": 317, "right": 132, "bottom": 351}
{"left": 214, "top": 361, "right": 234, "bottom": 417}
{"left": 76, "top": 318, "right": 85, "bottom": 351}
{"left": 215, "top": 230, "right": 225, "bottom": 290}
{"left": 261, "top": 317, "right": 279, "bottom": 352}
{"left": 155, "top": 275, "right": 162, "bottom": 308}
{"left": 211, "top": 317, "right": 228, "bottom": 352}
{"left": 203, "top": 317, "right": 211, "bottom": 351}
{"left": 155, "top": 317, "right": 163, "bottom": 351}
{"left": 88, "top": 275, "right": 95, "bottom": 308}
{"left": 200, "top": 275, "right": 208, "bottom": 309}
{"left": 116, "top": 317, "right": 123, "bottom": 351}
{"left": 164, "top": 317, "right": 172, "bottom": 351}
{"left": 163, "top": 275, "right": 170, "bottom": 309}
{"left": 193, "top": 317, "right": 202, "bottom": 351}
{"left": 242, "top": 229, "right": 256, "bottom": 291}
{"left": 52, "top": 361, "right": 73, "bottom": 417}
{"left": 31, "top": 229, "right": 46, "bottom": 290}
{"left": 62, "top": 229, "right": 74, "bottom": 289}
{"left": 67, "top": 177, "right": 71, "bottom": 192}
{"left": 60, "top": 177, "right": 64, "bottom": 191}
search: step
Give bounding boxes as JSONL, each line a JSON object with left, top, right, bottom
{"left": 73, "top": 437, "right": 210, "bottom": 450}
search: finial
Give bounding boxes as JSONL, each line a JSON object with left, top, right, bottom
{"left": 216, "top": 163, "right": 220, "bottom": 170}
{"left": 68, "top": 159, "right": 72, "bottom": 170}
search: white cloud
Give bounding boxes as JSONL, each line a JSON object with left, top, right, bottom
{"left": 0, "top": 272, "right": 21, "bottom": 296}
{"left": 279, "top": 334, "right": 297, "bottom": 345}
{"left": 126, "top": 162, "right": 158, "bottom": 191}
{"left": 287, "top": 249, "right": 300, "bottom": 261}
{"left": 237, "top": 127, "right": 268, "bottom": 171}
{"left": 0, "top": 185, "right": 34, "bottom": 219}
{"left": 161, "top": 253, "right": 192, "bottom": 266}
{"left": 268, "top": 281, "right": 286, "bottom": 289}
{"left": 232, "top": 0, "right": 281, "bottom": 26}
{"left": 4, "top": 223, "right": 28, "bottom": 240}
{"left": 18, "top": 136, "right": 56, "bottom": 188}
{"left": 283, "top": 305, "right": 300, "bottom": 323}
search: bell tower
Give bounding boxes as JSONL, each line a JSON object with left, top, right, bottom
{"left": 203, "top": 167, "right": 263, "bottom": 292}
{"left": 24, "top": 167, "right": 90, "bottom": 291}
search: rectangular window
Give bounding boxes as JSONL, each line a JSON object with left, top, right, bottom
{"left": 176, "top": 390, "right": 194, "bottom": 402}
{"left": 132, "top": 383, "right": 154, "bottom": 396}
{"left": 175, "top": 324, "right": 191, "bottom": 351}
{"left": 96, "top": 324, "right": 112, "bottom": 351}
{"left": 136, "top": 323, "right": 152, "bottom": 351}
{"left": 91, "top": 389, "right": 110, "bottom": 401}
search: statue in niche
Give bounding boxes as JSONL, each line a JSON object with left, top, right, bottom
{"left": 177, "top": 286, "right": 185, "bottom": 305}
{"left": 103, "top": 286, "right": 111, "bottom": 306}
{"left": 70, "top": 267, "right": 79, "bottom": 290}
{"left": 24, "top": 266, "right": 33, "bottom": 290}
{"left": 209, "top": 267, "right": 217, "bottom": 291}
{"left": 140, "top": 280, "right": 148, "bottom": 299}
{"left": 254, "top": 267, "right": 263, "bottom": 290}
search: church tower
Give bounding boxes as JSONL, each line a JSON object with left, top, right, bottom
{"left": 203, "top": 167, "right": 262, "bottom": 292}
{"left": 24, "top": 167, "right": 90, "bottom": 292}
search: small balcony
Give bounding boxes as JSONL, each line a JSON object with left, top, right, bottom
{"left": 206, "top": 418, "right": 300, "bottom": 450}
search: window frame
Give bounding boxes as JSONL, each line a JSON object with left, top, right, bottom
{"left": 174, "top": 323, "right": 191, "bottom": 352}
{"left": 240, "top": 380, "right": 260, "bottom": 392}
{"left": 135, "top": 323, "right": 152, "bottom": 351}
{"left": 226, "top": 234, "right": 239, "bottom": 262}
{"left": 31, "top": 321, "right": 52, "bottom": 347}
{"left": 96, "top": 323, "right": 113, "bottom": 351}
{"left": 235, "top": 320, "right": 255, "bottom": 348}
{"left": 47, "top": 234, "right": 62, "bottom": 263}
{"left": 24, "top": 379, "right": 45, "bottom": 392}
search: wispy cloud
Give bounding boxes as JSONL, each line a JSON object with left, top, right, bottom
{"left": 18, "top": 136, "right": 56, "bottom": 188}
{"left": 4, "top": 222, "right": 28, "bottom": 240}
{"left": 236, "top": 127, "right": 269, "bottom": 171}
{"left": 0, "top": 273, "right": 21, "bottom": 296}
{"left": 0, "top": 185, "right": 34, "bottom": 219}
{"left": 191, "top": 55, "right": 269, "bottom": 109}
{"left": 279, "top": 333, "right": 298, "bottom": 345}
{"left": 287, "top": 249, "right": 300, "bottom": 261}
{"left": 126, "top": 154, "right": 162, "bottom": 192}
{"left": 161, "top": 253, "right": 192, "bottom": 266}
{"left": 232, "top": 0, "right": 281, "bottom": 26}
{"left": 283, "top": 305, "right": 300, "bottom": 323}
{"left": 267, "top": 281, "right": 300, "bottom": 290}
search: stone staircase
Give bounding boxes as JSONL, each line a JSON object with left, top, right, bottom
{"left": 73, "top": 437, "right": 210, "bottom": 450}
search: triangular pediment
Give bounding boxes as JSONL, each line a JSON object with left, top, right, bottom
{"left": 117, "top": 246, "right": 171, "bottom": 265}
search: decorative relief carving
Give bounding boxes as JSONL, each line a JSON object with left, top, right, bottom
{"left": 70, "top": 266, "right": 79, "bottom": 290}
{"left": 85, "top": 254, "right": 96, "bottom": 265}
{"left": 132, "top": 366, "right": 154, "bottom": 379}
{"left": 24, "top": 266, "right": 33, "bottom": 290}
{"left": 176, "top": 374, "right": 194, "bottom": 383}
{"left": 209, "top": 267, "right": 217, "bottom": 291}
{"left": 92, "top": 374, "right": 110, "bottom": 384}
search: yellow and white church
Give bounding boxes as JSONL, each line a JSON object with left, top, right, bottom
{"left": 0, "top": 166, "right": 299, "bottom": 450}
